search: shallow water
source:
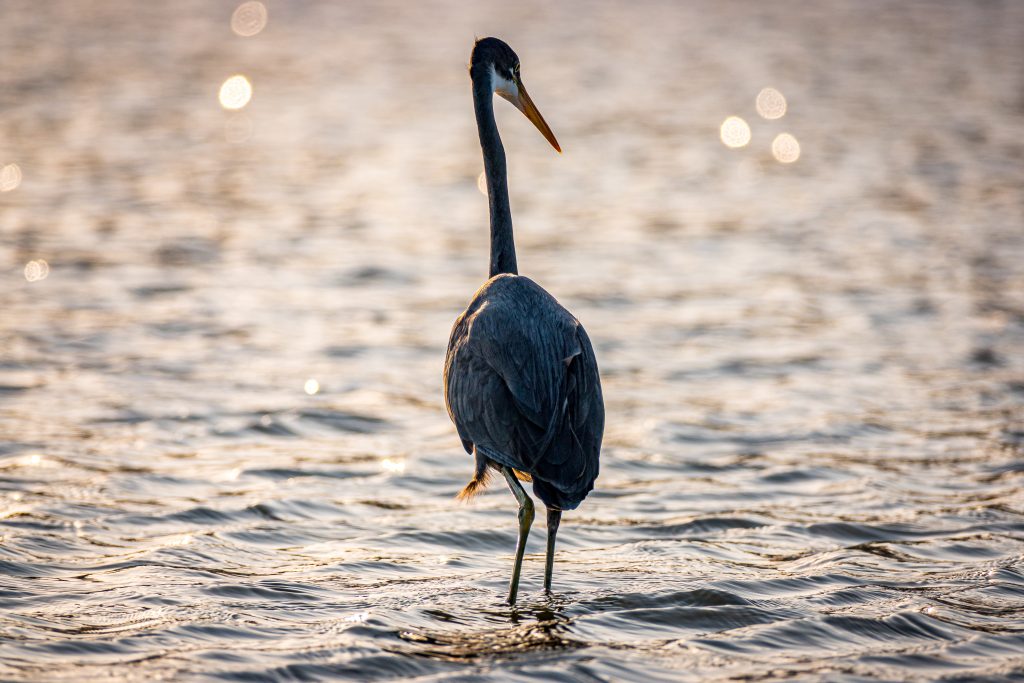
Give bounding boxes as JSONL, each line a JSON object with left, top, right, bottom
{"left": 2, "top": 0, "right": 1024, "bottom": 680}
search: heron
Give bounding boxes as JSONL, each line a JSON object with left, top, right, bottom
{"left": 443, "top": 37, "right": 604, "bottom": 605}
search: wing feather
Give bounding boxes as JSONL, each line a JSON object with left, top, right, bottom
{"left": 444, "top": 275, "right": 603, "bottom": 509}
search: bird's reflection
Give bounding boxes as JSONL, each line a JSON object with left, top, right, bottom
{"left": 504, "top": 598, "right": 567, "bottom": 628}
{"left": 397, "top": 598, "right": 584, "bottom": 661}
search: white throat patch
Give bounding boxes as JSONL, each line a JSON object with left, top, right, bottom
{"left": 490, "top": 64, "right": 520, "bottom": 104}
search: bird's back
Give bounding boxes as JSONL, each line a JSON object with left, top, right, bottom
{"left": 444, "top": 274, "right": 603, "bottom": 509}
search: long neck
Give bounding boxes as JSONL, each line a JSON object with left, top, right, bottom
{"left": 472, "top": 67, "right": 517, "bottom": 277}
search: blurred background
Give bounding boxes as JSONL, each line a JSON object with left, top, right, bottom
{"left": 1, "top": 1, "right": 1023, "bottom": 680}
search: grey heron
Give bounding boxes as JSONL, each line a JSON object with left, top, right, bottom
{"left": 443, "top": 37, "right": 604, "bottom": 605}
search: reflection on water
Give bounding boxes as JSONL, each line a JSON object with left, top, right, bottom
{"left": 1, "top": 0, "right": 1023, "bottom": 680}
{"left": 771, "top": 132, "right": 800, "bottom": 163}
{"left": 23, "top": 259, "right": 49, "bottom": 282}
{"left": 398, "top": 603, "right": 584, "bottom": 662}
{"left": 719, "top": 115, "right": 751, "bottom": 149}
{"left": 218, "top": 74, "right": 253, "bottom": 110}
{"left": 231, "top": 1, "right": 267, "bottom": 38}
{"left": 0, "top": 163, "right": 21, "bottom": 192}
{"left": 755, "top": 87, "right": 787, "bottom": 120}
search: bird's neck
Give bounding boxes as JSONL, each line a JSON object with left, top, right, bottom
{"left": 472, "top": 66, "right": 518, "bottom": 278}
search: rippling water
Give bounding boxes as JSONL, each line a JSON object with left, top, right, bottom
{"left": 2, "top": 0, "right": 1024, "bottom": 680}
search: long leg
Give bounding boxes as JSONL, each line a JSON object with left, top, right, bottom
{"left": 501, "top": 466, "right": 534, "bottom": 605}
{"left": 544, "top": 507, "right": 561, "bottom": 592}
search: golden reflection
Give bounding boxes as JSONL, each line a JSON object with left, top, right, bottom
{"left": 304, "top": 378, "right": 320, "bottom": 395}
{"left": 1, "top": 163, "right": 22, "bottom": 192}
{"left": 24, "top": 259, "right": 49, "bottom": 282}
{"left": 17, "top": 453, "right": 55, "bottom": 467}
{"left": 720, "top": 116, "right": 751, "bottom": 148}
{"left": 477, "top": 171, "right": 488, "bottom": 196}
{"left": 231, "top": 1, "right": 267, "bottom": 37}
{"left": 163, "top": 533, "right": 193, "bottom": 547}
{"left": 342, "top": 611, "right": 370, "bottom": 623}
{"left": 219, "top": 75, "right": 253, "bottom": 110}
{"left": 381, "top": 457, "right": 405, "bottom": 473}
{"left": 756, "top": 87, "right": 787, "bottom": 119}
{"left": 772, "top": 132, "right": 801, "bottom": 163}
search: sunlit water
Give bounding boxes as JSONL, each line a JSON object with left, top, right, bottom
{"left": 2, "top": 1, "right": 1024, "bottom": 680}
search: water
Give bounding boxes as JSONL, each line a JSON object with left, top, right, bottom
{"left": 2, "top": 0, "right": 1023, "bottom": 679}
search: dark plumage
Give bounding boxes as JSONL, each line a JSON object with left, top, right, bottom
{"left": 445, "top": 275, "right": 602, "bottom": 510}
{"left": 443, "top": 37, "right": 604, "bottom": 604}
{"left": 470, "top": 36, "right": 520, "bottom": 82}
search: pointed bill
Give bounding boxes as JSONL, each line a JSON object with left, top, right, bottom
{"left": 512, "top": 80, "right": 561, "bottom": 153}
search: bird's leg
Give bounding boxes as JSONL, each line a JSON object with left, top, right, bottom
{"left": 501, "top": 466, "right": 534, "bottom": 605}
{"left": 544, "top": 507, "right": 561, "bottom": 592}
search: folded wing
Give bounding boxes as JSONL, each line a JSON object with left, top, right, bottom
{"left": 444, "top": 275, "right": 603, "bottom": 509}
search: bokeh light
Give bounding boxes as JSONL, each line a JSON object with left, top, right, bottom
{"left": 163, "top": 533, "right": 194, "bottom": 547}
{"left": 231, "top": 1, "right": 267, "bottom": 37}
{"left": 304, "top": 378, "right": 320, "bottom": 395}
{"left": 219, "top": 75, "right": 253, "bottom": 110}
{"left": 381, "top": 457, "right": 406, "bottom": 473}
{"left": 720, "top": 116, "right": 751, "bottom": 148}
{"left": 24, "top": 259, "right": 49, "bottom": 282}
{"left": 756, "top": 87, "right": 787, "bottom": 119}
{"left": 771, "top": 133, "right": 801, "bottom": 163}
{"left": 1, "top": 163, "right": 22, "bottom": 192}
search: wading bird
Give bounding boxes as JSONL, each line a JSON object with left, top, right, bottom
{"left": 443, "top": 37, "right": 604, "bottom": 605}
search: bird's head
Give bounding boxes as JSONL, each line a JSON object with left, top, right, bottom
{"left": 471, "top": 37, "right": 560, "bottom": 153}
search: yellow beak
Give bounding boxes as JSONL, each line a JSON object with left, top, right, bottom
{"left": 512, "top": 79, "right": 561, "bottom": 153}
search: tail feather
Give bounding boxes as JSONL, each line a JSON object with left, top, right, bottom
{"left": 455, "top": 447, "right": 533, "bottom": 499}
{"left": 457, "top": 447, "right": 491, "bottom": 501}
{"left": 456, "top": 471, "right": 491, "bottom": 501}
{"left": 456, "top": 471, "right": 490, "bottom": 500}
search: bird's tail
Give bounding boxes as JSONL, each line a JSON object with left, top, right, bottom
{"left": 457, "top": 447, "right": 491, "bottom": 501}
{"left": 456, "top": 447, "right": 532, "bottom": 500}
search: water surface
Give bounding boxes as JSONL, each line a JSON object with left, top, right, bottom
{"left": 2, "top": 0, "right": 1023, "bottom": 680}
